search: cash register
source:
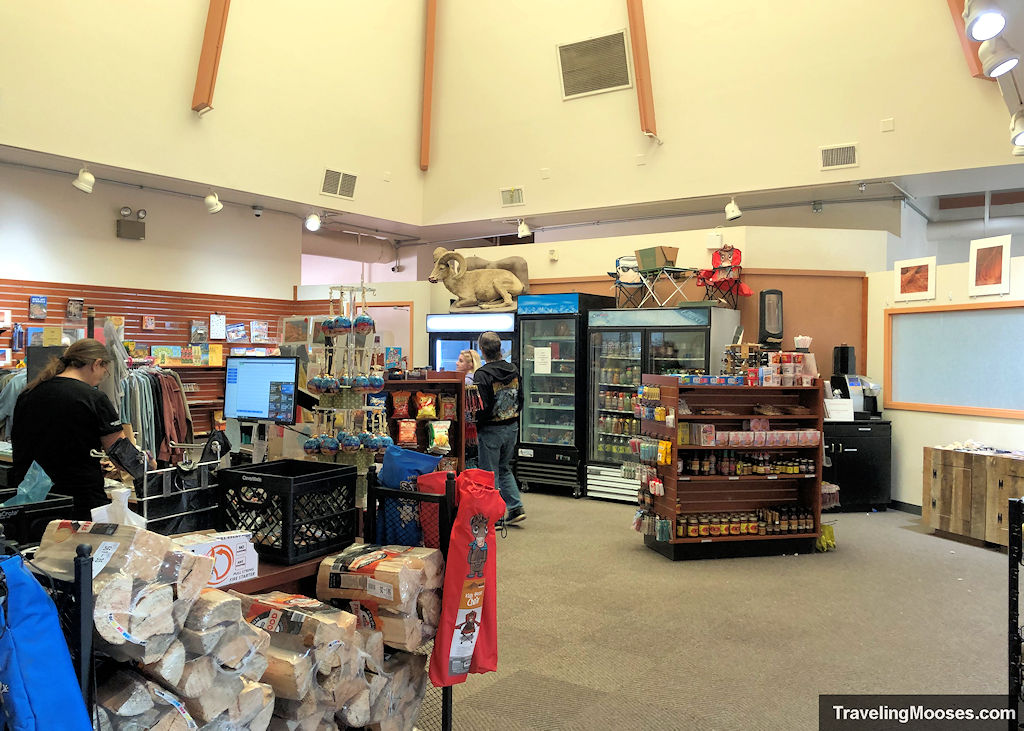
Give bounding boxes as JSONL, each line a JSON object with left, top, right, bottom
{"left": 828, "top": 373, "right": 883, "bottom": 420}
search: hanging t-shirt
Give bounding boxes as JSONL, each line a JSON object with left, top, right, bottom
{"left": 10, "top": 376, "right": 123, "bottom": 516}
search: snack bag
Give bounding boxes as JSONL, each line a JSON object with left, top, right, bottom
{"left": 397, "top": 419, "right": 418, "bottom": 446}
{"left": 367, "top": 391, "right": 387, "bottom": 410}
{"left": 415, "top": 392, "right": 438, "bottom": 420}
{"left": 391, "top": 391, "right": 412, "bottom": 419}
{"left": 427, "top": 420, "right": 452, "bottom": 455}
{"left": 440, "top": 395, "right": 457, "bottom": 421}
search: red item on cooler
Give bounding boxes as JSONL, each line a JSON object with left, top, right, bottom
{"left": 428, "top": 469, "right": 504, "bottom": 687}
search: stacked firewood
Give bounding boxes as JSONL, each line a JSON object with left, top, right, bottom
{"left": 34, "top": 521, "right": 214, "bottom": 664}
{"left": 316, "top": 544, "right": 444, "bottom": 652}
{"left": 230, "top": 590, "right": 364, "bottom": 730}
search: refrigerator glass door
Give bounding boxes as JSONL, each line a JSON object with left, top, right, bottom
{"left": 589, "top": 329, "right": 642, "bottom": 462}
{"left": 519, "top": 317, "right": 577, "bottom": 446}
{"left": 647, "top": 329, "right": 707, "bottom": 375}
{"left": 435, "top": 338, "right": 473, "bottom": 372}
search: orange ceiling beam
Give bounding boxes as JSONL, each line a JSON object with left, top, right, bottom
{"left": 420, "top": 0, "right": 438, "bottom": 171}
{"left": 946, "top": 0, "right": 989, "bottom": 80}
{"left": 626, "top": 0, "right": 657, "bottom": 136}
{"left": 192, "top": 0, "right": 231, "bottom": 114}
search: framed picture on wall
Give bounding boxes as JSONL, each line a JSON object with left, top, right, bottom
{"left": 968, "top": 234, "right": 1011, "bottom": 297}
{"left": 893, "top": 256, "right": 936, "bottom": 302}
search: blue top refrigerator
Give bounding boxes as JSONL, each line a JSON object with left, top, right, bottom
{"left": 585, "top": 304, "right": 741, "bottom": 502}
{"left": 514, "top": 293, "right": 614, "bottom": 498}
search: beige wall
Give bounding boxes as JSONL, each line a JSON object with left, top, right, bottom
{"left": 866, "top": 256, "right": 1024, "bottom": 507}
{"left": 1, "top": 2, "right": 1018, "bottom": 229}
{"left": 0, "top": 163, "right": 300, "bottom": 298}
{"left": 424, "top": 0, "right": 1017, "bottom": 225}
{"left": 0, "top": 1, "right": 426, "bottom": 224}
{"left": 448, "top": 226, "right": 885, "bottom": 285}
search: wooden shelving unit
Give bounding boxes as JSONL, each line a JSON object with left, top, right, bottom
{"left": 640, "top": 374, "right": 825, "bottom": 560}
{"left": 381, "top": 373, "right": 465, "bottom": 472}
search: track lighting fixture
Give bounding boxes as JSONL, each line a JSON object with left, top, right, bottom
{"left": 204, "top": 192, "right": 223, "bottom": 214}
{"left": 963, "top": 0, "right": 1006, "bottom": 42}
{"left": 980, "top": 37, "right": 1019, "bottom": 77}
{"left": 1011, "top": 110, "right": 1024, "bottom": 147}
{"left": 72, "top": 167, "right": 95, "bottom": 194}
{"left": 811, "top": 200, "right": 823, "bottom": 214}
{"left": 517, "top": 219, "right": 531, "bottom": 238}
{"left": 305, "top": 213, "right": 322, "bottom": 232}
{"left": 724, "top": 197, "right": 743, "bottom": 221}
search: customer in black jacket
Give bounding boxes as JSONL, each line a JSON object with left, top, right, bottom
{"left": 473, "top": 331, "right": 525, "bottom": 524}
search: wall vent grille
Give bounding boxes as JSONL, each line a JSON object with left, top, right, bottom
{"left": 820, "top": 144, "right": 859, "bottom": 170}
{"left": 499, "top": 187, "right": 525, "bottom": 207}
{"left": 557, "top": 31, "right": 632, "bottom": 100}
{"left": 321, "top": 168, "right": 358, "bottom": 200}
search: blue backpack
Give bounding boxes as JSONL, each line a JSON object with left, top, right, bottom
{"left": 0, "top": 554, "right": 92, "bottom": 730}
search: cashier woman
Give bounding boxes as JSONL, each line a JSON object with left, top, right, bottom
{"left": 10, "top": 339, "right": 139, "bottom": 519}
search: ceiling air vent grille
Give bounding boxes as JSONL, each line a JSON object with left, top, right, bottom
{"left": 819, "top": 144, "right": 859, "bottom": 171}
{"left": 500, "top": 187, "right": 525, "bottom": 207}
{"left": 321, "top": 168, "right": 358, "bottom": 200}
{"left": 557, "top": 31, "right": 632, "bottom": 100}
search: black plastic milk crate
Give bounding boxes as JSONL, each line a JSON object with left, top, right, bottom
{"left": 0, "top": 490, "right": 75, "bottom": 546}
{"left": 218, "top": 459, "right": 357, "bottom": 565}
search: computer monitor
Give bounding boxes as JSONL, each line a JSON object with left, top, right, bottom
{"left": 224, "top": 356, "right": 299, "bottom": 425}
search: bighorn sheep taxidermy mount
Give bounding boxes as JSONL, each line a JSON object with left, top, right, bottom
{"left": 428, "top": 249, "right": 527, "bottom": 310}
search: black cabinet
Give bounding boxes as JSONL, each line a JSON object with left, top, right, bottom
{"left": 823, "top": 421, "right": 891, "bottom": 510}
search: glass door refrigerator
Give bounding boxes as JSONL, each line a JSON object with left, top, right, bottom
{"left": 585, "top": 305, "right": 741, "bottom": 502}
{"left": 514, "top": 293, "right": 614, "bottom": 498}
{"left": 426, "top": 312, "right": 516, "bottom": 371}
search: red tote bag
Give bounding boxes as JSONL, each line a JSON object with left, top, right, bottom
{"left": 429, "top": 469, "right": 505, "bottom": 686}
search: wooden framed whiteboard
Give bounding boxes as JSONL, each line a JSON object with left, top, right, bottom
{"left": 884, "top": 300, "right": 1024, "bottom": 419}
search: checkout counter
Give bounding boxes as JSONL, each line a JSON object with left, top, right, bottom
{"left": 824, "top": 371, "right": 892, "bottom": 511}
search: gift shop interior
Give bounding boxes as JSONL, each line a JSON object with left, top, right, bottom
{"left": 2, "top": 2, "right": 1024, "bottom": 729}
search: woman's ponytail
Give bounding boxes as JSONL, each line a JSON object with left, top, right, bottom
{"left": 24, "top": 338, "right": 111, "bottom": 392}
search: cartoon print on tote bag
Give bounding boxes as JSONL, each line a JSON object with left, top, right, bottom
{"left": 467, "top": 513, "right": 488, "bottom": 578}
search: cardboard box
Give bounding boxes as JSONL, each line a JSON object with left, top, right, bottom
{"left": 174, "top": 529, "right": 259, "bottom": 587}
{"left": 634, "top": 246, "right": 679, "bottom": 270}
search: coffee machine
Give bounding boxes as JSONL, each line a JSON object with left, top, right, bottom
{"left": 829, "top": 345, "right": 883, "bottom": 420}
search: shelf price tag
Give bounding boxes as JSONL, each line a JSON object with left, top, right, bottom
{"left": 767, "top": 475, "right": 778, "bottom": 480}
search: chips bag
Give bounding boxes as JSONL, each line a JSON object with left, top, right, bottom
{"left": 397, "top": 419, "right": 418, "bottom": 446}
{"left": 415, "top": 392, "right": 438, "bottom": 420}
{"left": 440, "top": 394, "right": 458, "bottom": 421}
{"left": 427, "top": 420, "right": 452, "bottom": 455}
{"left": 391, "top": 391, "right": 412, "bottom": 418}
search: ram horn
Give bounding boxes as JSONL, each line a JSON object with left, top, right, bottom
{"left": 438, "top": 251, "right": 466, "bottom": 278}
{"left": 432, "top": 246, "right": 448, "bottom": 262}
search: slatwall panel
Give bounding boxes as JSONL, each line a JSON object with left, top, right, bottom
{"left": 0, "top": 278, "right": 332, "bottom": 434}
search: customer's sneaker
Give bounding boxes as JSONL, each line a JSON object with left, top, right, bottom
{"left": 505, "top": 507, "right": 526, "bottom": 524}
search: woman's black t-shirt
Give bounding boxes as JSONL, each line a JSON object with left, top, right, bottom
{"left": 10, "top": 376, "right": 123, "bottom": 516}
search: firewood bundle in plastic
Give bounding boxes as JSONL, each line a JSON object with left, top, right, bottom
{"left": 94, "top": 669, "right": 275, "bottom": 731}
{"left": 337, "top": 650, "right": 429, "bottom": 731}
{"left": 34, "top": 520, "right": 213, "bottom": 663}
{"left": 139, "top": 589, "right": 274, "bottom": 725}
{"left": 231, "top": 590, "right": 371, "bottom": 730}
{"left": 317, "top": 544, "right": 445, "bottom": 651}
{"left": 370, "top": 651, "right": 430, "bottom": 731}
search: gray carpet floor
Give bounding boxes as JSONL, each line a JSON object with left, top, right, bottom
{"left": 444, "top": 493, "right": 1007, "bottom": 731}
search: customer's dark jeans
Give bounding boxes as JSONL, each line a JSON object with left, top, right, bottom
{"left": 476, "top": 422, "right": 523, "bottom": 512}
